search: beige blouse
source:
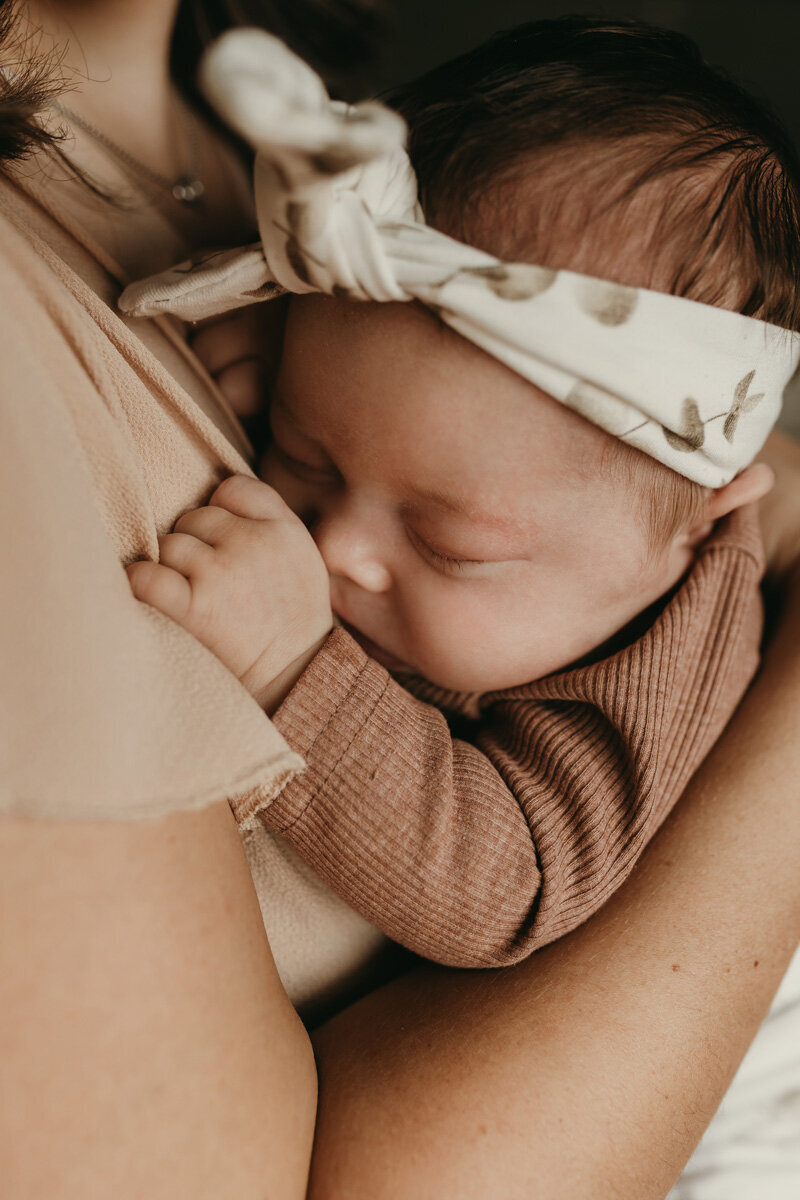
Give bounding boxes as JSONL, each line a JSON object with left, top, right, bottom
{"left": 0, "top": 167, "right": 309, "bottom": 819}
{"left": 0, "top": 163, "right": 391, "bottom": 1014}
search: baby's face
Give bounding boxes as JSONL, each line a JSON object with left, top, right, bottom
{"left": 264, "top": 296, "right": 694, "bottom": 692}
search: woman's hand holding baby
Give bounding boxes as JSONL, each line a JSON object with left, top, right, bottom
{"left": 759, "top": 431, "right": 800, "bottom": 590}
{"left": 127, "top": 475, "right": 332, "bottom": 712}
{"left": 190, "top": 300, "right": 288, "bottom": 421}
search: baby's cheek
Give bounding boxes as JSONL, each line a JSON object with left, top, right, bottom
{"left": 406, "top": 588, "right": 501, "bottom": 692}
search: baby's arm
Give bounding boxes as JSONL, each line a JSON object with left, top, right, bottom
{"left": 126, "top": 478, "right": 546, "bottom": 964}
{"left": 267, "top": 630, "right": 549, "bottom": 967}
{"left": 261, "top": 519, "right": 764, "bottom": 968}
{"left": 129, "top": 480, "right": 762, "bottom": 969}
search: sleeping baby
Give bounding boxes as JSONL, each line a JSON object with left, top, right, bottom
{"left": 122, "top": 18, "right": 800, "bottom": 966}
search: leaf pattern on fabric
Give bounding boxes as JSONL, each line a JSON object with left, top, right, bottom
{"left": 286, "top": 199, "right": 327, "bottom": 248}
{"left": 113, "top": 29, "right": 800, "bottom": 490}
{"left": 724, "top": 411, "right": 740, "bottom": 442}
{"left": 266, "top": 159, "right": 291, "bottom": 191}
{"left": 462, "top": 264, "right": 558, "bottom": 301}
{"left": 286, "top": 201, "right": 304, "bottom": 234}
{"left": 723, "top": 370, "right": 765, "bottom": 443}
{"left": 171, "top": 248, "right": 231, "bottom": 276}
{"left": 243, "top": 281, "right": 284, "bottom": 299}
{"left": 575, "top": 278, "right": 639, "bottom": 326}
{"left": 285, "top": 237, "right": 312, "bottom": 285}
{"left": 734, "top": 370, "right": 763, "bottom": 411}
{"left": 662, "top": 399, "right": 705, "bottom": 452}
{"left": 309, "top": 150, "right": 353, "bottom": 175}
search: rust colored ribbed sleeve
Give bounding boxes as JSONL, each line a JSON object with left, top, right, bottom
{"left": 261, "top": 506, "right": 764, "bottom": 968}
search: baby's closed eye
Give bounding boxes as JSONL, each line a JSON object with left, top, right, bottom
{"left": 269, "top": 439, "right": 340, "bottom": 485}
{"left": 406, "top": 526, "right": 487, "bottom": 574}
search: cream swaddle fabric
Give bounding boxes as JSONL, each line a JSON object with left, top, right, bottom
{"left": 120, "top": 29, "right": 800, "bottom": 488}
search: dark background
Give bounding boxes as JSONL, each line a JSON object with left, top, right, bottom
{"left": 374, "top": 0, "right": 800, "bottom": 149}
{"left": 372, "top": 0, "right": 800, "bottom": 433}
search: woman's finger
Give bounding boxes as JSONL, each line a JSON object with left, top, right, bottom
{"left": 191, "top": 308, "right": 270, "bottom": 376}
{"left": 758, "top": 431, "right": 800, "bottom": 581}
{"left": 216, "top": 357, "right": 268, "bottom": 417}
{"left": 126, "top": 560, "right": 193, "bottom": 623}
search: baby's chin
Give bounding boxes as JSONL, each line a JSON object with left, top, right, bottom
{"left": 338, "top": 621, "right": 414, "bottom": 674}
{"left": 337, "top": 620, "right": 475, "bottom": 688}
{"left": 336, "top": 617, "right": 577, "bottom": 693}
{"left": 392, "top": 648, "right": 588, "bottom": 694}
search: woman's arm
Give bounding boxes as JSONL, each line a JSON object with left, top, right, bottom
{"left": 306, "top": 446, "right": 800, "bottom": 1199}
{"left": 1, "top": 801, "right": 317, "bottom": 1200}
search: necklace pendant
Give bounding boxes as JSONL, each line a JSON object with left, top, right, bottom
{"left": 172, "top": 175, "right": 206, "bottom": 206}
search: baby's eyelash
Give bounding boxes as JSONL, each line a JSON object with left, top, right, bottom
{"left": 423, "top": 544, "right": 468, "bottom": 572}
{"left": 271, "top": 442, "right": 337, "bottom": 484}
{"left": 408, "top": 529, "right": 484, "bottom": 574}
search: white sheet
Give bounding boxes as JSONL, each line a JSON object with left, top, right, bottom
{"left": 669, "top": 947, "right": 800, "bottom": 1199}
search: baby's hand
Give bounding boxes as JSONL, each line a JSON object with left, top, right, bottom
{"left": 127, "top": 475, "right": 332, "bottom": 711}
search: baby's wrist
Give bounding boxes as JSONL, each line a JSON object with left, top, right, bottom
{"left": 248, "top": 631, "right": 332, "bottom": 715}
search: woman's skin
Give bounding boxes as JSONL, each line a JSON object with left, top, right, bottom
{"left": 28, "top": 0, "right": 191, "bottom": 179}
{"left": 3, "top": 3, "right": 799, "bottom": 1197}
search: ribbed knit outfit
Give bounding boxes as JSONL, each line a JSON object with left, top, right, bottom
{"left": 245, "top": 505, "right": 764, "bottom": 968}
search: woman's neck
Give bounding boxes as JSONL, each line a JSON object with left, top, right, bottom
{"left": 18, "top": 0, "right": 256, "bottom": 275}
{"left": 25, "top": 0, "right": 183, "bottom": 174}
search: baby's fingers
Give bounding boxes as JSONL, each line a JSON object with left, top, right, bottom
{"left": 173, "top": 504, "right": 233, "bottom": 545}
{"left": 158, "top": 531, "right": 214, "bottom": 574}
{"left": 209, "top": 474, "right": 288, "bottom": 521}
{"left": 127, "top": 560, "right": 193, "bottom": 624}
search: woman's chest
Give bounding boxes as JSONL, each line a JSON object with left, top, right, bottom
{"left": 32, "top": 253, "right": 255, "bottom": 566}
{"left": 75, "top": 319, "right": 254, "bottom": 564}
{"left": 1, "top": 171, "right": 256, "bottom": 563}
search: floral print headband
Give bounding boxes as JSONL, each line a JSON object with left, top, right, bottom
{"left": 119, "top": 30, "right": 800, "bottom": 486}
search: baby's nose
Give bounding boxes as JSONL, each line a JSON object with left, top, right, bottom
{"left": 329, "top": 558, "right": 392, "bottom": 593}
{"left": 313, "top": 511, "right": 392, "bottom": 593}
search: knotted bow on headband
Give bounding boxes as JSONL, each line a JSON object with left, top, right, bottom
{"left": 119, "top": 29, "right": 800, "bottom": 487}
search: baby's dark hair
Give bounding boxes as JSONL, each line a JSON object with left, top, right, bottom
{"left": 390, "top": 15, "right": 800, "bottom": 328}
{"left": 388, "top": 15, "right": 800, "bottom": 542}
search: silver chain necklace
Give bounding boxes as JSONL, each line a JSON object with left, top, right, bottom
{"left": 53, "top": 99, "right": 207, "bottom": 208}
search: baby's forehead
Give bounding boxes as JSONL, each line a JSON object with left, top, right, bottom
{"left": 398, "top": 401, "right": 622, "bottom": 542}
{"left": 287, "top": 291, "right": 616, "bottom": 481}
